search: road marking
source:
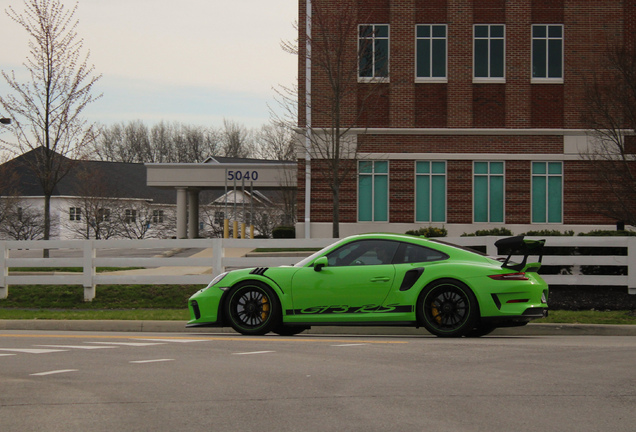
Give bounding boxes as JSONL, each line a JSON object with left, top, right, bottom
{"left": 30, "top": 369, "right": 78, "bottom": 376}
{"left": 36, "top": 345, "right": 117, "bottom": 350}
{"left": 130, "top": 359, "right": 175, "bottom": 364}
{"left": 87, "top": 342, "right": 165, "bottom": 347}
{"left": 331, "top": 343, "right": 368, "bottom": 347}
{"left": 232, "top": 351, "right": 275, "bottom": 355}
{"left": 0, "top": 353, "right": 16, "bottom": 357}
{"left": 0, "top": 348, "right": 67, "bottom": 354}
{"left": 137, "top": 338, "right": 206, "bottom": 343}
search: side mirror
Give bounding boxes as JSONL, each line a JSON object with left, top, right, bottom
{"left": 313, "top": 256, "right": 328, "bottom": 272}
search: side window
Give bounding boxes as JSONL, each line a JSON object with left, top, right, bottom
{"left": 395, "top": 243, "right": 449, "bottom": 264}
{"left": 326, "top": 240, "right": 399, "bottom": 267}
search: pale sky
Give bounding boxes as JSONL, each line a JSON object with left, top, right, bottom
{"left": 0, "top": 0, "right": 298, "bottom": 128}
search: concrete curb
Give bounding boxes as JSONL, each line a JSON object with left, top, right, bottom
{"left": 1, "top": 319, "right": 635, "bottom": 336}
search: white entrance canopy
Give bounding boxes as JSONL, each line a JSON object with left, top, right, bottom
{"left": 146, "top": 159, "right": 296, "bottom": 238}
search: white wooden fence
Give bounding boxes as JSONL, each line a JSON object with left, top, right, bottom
{"left": 0, "top": 236, "right": 634, "bottom": 301}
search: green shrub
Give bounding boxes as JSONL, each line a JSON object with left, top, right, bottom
{"left": 522, "top": 229, "right": 574, "bottom": 236}
{"left": 461, "top": 227, "right": 513, "bottom": 237}
{"left": 272, "top": 226, "right": 296, "bottom": 238}
{"left": 578, "top": 230, "right": 636, "bottom": 236}
{"left": 405, "top": 226, "right": 448, "bottom": 237}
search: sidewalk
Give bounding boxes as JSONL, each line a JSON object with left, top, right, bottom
{"left": 1, "top": 319, "right": 635, "bottom": 336}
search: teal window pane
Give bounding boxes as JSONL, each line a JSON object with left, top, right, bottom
{"left": 374, "top": 175, "right": 388, "bottom": 221}
{"left": 417, "top": 39, "right": 431, "bottom": 77}
{"left": 360, "top": 25, "right": 373, "bottom": 37}
{"left": 490, "top": 176, "right": 504, "bottom": 223}
{"left": 359, "top": 45, "right": 373, "bottom": 77}
{"left": 533, "top": 39, "right": 546, "bottom": 78}
{"left": 474, "top": 162, "right": 488, "bottom": 174}
{"left": 533, "top": 25, "right": 546, "bottom": 38}
{"left": 475, "top": 25, "right": 488, "bottom": 38}
{"left": 532, "top": 177, "right": 547, "bottom": 223}
{"left": 474, "top": 176, "right": 489, "bottom": 222}
{"left": 548, "top": 176, "right": 563, "bottom": 223}
{"left": 432, "top": 39, "right": 446, "bottom": 77}
{"left": 491, "top": 39, "right": 505, "bottom": 77}
{"left": 432, "top": 25, "right": 446, "bottom": 38}
{"left": 548, "top": 25, "right": 562, "bottom": 38}
{"left": 475, "top": 40, "right": 488, "bottom": 77}
{"left": 416, "top": 176, "right": 431, "bottom": 221}
{"left": 532, "top": 162, "right": 547, "bottom": 175}
{"left": 358, "top": 176, "right": 373, "bottom": 221}
{"left": 375, "top": 25, "right": 389, "bottom": 38}
{"left": 491, "top": 25, "right": 504, "bottom": 38}
{"left": 359, "top": 161, "right": 373, "bottom": 173}
{"left": 548, "top": 162, "right": 562, "bottom": 174}
{"left": 431, "top": 175, "right": 446, "bottom": 222}
{"left": 416, "top": 161, "right": 430, "bottom": 174}
{"left": 375, "top": 39, "right": 389, "bottom": 77}
{"left": 548, "top": 39, "right": 562, "bottom": 78}
{"left": 417, "top": 25, "right": 430, "bottom": 38}
{"left": 375, "top": 161, "right": 388, "bottom": 173}
{"left": 490, "top": 162, "right": 504, "bottom": 175}
{"left": 432, "top": 161, "right": 445, "bottom": 174}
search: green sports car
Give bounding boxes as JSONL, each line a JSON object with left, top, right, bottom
{"left": 187, "top": 233, "right": 548, "bottom": 337}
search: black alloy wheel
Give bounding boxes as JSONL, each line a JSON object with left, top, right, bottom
{"left": 225, "top": 282, "right": 280, "bottom": 335}
{"left": 418, "top": 279, "right": 479, "bottom": 338}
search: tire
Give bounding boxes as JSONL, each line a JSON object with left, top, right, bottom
{"left": 272, "top": 324, "right": 310, "bottom": 336}
{"left": 417, "top": 279, "right": 479, "bottom": 338}
{"left": 224, "top": 281, "right": 281, "bottom": 335}
{"left": 465, "top": 322, "right": 497, "bottom": 338}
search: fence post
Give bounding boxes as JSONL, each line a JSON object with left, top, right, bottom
{"left": 0, "top": 241, "right": 7, "bottom": 299}
{"left": 212, "top": 238, "right": 223, "bottom": 277}
{"left": 83, "top": 240, "right": 96, "bottom": 301}
{"left": 628, "top": 238, "right": 636, "bottom": 295}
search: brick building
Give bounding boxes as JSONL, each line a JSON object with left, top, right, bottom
{"left": 296, "top": 0, "right": 636, "bottom": 238}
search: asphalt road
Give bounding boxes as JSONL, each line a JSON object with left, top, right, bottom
{"left": 0, "top": 331, "right": 634, "bottom": 432}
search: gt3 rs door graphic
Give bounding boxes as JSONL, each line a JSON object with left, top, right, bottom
{"left": 289, "top": 264, "right": 396, "bottom": 319}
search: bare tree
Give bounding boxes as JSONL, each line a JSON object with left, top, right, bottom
{"left": 1, "top": 203, "right": 45, "bottom": 240}
{"left": 581, "top": 44, "right": 636, "bottom": 225}
{"left": 220, "top": 119, "right": 254, "bottom": 158}
{"left": 282, "top": 1, "right": 388, "bottom": 237}
{"left": 0, "top": 0, "right": 101, "bottom": 246}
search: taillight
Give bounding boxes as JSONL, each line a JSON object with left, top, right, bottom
{"left": 488, "top": 272, "right": 529, "bottom": 281}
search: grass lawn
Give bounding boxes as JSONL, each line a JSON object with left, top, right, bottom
{"left": 0, "top": 285, "right": 634, "bottom": 324}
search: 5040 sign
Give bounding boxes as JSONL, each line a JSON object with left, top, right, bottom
{"left": 227, "top": 170, "right": 259, "bottom": 181}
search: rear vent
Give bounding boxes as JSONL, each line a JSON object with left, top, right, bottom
{"left": 250, "top": 267, "right": 269, "bottom": 276}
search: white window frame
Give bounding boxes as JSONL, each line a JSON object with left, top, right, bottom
{"left": 69, "top": 207, "right": 81, "bottom": 222}
{"left": 415, "top": 24, "right": 448, "bottom": 83}
{"left": 357, "top": 160, "right": 390, "bottom": 222}
{"left": 358, "top": 24, "right": 390, "bottom": 83}
{"left": 415, "top": 161, "right": 447, "bottom": 223}
{"left": 473, "top": 24, "right": 506, "bottom": 83}
{"left": 531, "top": 24, "right": 564, "bottom": 84}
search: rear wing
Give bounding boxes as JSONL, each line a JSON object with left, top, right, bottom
{"left": 494, "top": 236, "right": 545, "bottom": 272}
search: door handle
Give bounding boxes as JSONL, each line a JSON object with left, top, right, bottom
{"left": 371, "top": 277, "right": 390, "bottom": 282}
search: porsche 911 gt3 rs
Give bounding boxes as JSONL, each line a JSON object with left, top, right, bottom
{"left": 187, "top": 233, "right": 548, "bottom": 337}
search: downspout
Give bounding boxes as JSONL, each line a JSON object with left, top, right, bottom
{"left": 304, "top": 0, "right": 312, "bottom": 239}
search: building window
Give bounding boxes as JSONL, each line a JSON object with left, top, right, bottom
{"left": 532, "top": 162, "right": 563, "bottom": 223}
{"left": 359, "top": 24, "right": 389, "bottom": 80}
{"left": 214, "top": 211, "right": 225, "bottom": 225}
{"left": 532, "top": 25, "right": 563, "bottom": 81}
{"left": 125, "top": 209, "right": 137, "bottom": 224}
{"left": 415, "top": 161, "right": 446, "bottom": 222}
{"left": 358, "top": 160, "right": 388, "bottom": 222}
{"left": 416, "top": 25, "right": 447, "bottom": 81}
{"left": 70, "top": 207, "right": 81, "bottom": 221}
{"left": 474, "top": 162, "right": 504, "bottom": 223}
{"left": 474, "top": 24, "right": 505, "bottom": 81}
{"left": 152, "top": 210, "right": 164, "bottom": 224}
{"left": 96, "top": 208, "right": 110, "bottom": 222}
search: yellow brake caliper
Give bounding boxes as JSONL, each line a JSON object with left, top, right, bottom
{"left": 261, "top": 297, "right": 270, "bottom": 321}
{"left": 431, "top": 302, "right": 442, "bottom": 324}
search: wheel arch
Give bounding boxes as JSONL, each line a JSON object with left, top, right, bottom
{"left": 218, "top": 277, "right": 285, "bottom": 327}
{"left": 416, "top": 277, "right": 483, "bottom": 323}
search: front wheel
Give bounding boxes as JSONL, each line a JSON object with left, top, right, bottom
{"left": 224, "top": 281, "right": 280, "bottom": 335}
{"left": 417, "top": 279, "right": 479, "bottom": 338}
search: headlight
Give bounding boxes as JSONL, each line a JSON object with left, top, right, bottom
{"left": 208, "top": 272, "right": 228, "bottom": 288}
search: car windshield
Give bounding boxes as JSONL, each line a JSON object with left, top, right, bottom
{"left": 293, "top": 238, "right": 349, "bottom": 267}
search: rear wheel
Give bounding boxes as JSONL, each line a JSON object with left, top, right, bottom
{"left": 224, "top": 281, "right": 280, "bottom": 335}
{"left": 417, "top": 279, "right": 479, "bottom": 338}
